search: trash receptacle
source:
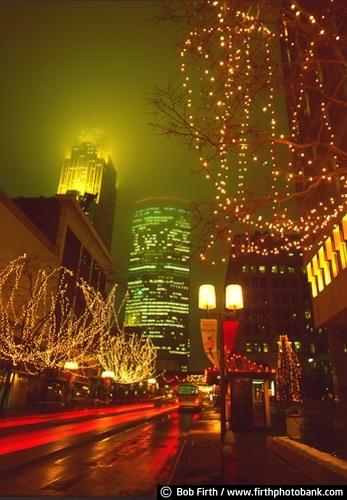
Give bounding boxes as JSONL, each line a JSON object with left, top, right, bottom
{"left": 286, "top": 405, "right": 304, "bottom": 440}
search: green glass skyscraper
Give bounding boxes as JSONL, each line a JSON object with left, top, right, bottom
{"left": 125, "top": 199, "right": 190, "bottom": 372}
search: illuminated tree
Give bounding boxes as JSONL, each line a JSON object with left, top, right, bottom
{"left": 148, "top": 0, "right": 347, "bottom": 262}
{"left": 0, "top": 255, "right": 102, "bottom": 374}
{"left": 98, "top": 331, "right": 157, "bottom": 385}
{"left": 94, "top": 285, "right": 157, "bottom": 384}
{"left": 276, "top": 334, "right": 302, "bottom": 402}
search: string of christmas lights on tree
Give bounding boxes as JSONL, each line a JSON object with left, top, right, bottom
{"left": 98, "top": 331, "right": 157, "bottom": 385}
{"left": 152, "top": 0, "right": 346, "bottom": 263}
{"left": 276, "top": 334, "right": 302, "bottom": 402}
{"left": 0, "top": 255, "right": 105, "bottom": 374}
{"left": 94, "top": 285, "right": 158, "bottom": 384}
{"left": 0, "top": 256, "right": 158, "bottom": 385}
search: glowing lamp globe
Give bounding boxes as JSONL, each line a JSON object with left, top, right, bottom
{"left": 101, "top": 370, "right": 115, "bottom": 379}
{"left": 199, "top": 284, "right": 216, "bottom": 310}
{"left": 225, "top": 284, "right": 244, "bottom": 310}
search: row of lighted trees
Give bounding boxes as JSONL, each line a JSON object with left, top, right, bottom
{"left": 0, "top": 256, "right": 305, "bottom": 408}
{"left": 0, "top": 255, "right": 157, "bottom": 391}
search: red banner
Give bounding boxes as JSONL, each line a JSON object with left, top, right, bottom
{"left": 222, "top": 320, "right": 240, "bottom": 354}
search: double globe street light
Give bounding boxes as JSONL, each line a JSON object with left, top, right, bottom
{"left": 199, "top": 283, "right": 244, "bottom": 440}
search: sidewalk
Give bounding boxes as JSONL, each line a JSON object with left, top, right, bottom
{"left": 224, "top": 433, "right": 315, "bottom": 485}
{"left": 171, "top": 409, "right": 315, "bottom": 485}
{"left": 171, "top": 409, "right": 223, "bottom": 485}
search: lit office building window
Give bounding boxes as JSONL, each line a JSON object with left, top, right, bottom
{"left": 293, "top": 341, "right": 301, "bottom": 352}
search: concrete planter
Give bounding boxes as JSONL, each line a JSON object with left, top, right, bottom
{"left": 268, "top": 436, "right": 347, "bottom": 485}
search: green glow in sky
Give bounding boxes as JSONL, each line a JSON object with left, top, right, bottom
{"left": 0, "top": 1, "right": 211, "bottom": 256}
{"left": 0, "top": 0, "right": 215, "bottom": 369}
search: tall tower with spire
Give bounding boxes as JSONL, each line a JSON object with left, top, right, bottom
{"left": 57, "top": 130, "right": 117, "bottom": 249}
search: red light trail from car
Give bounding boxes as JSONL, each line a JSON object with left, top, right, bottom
{"left": 0, "top": 405, "right": 178, "bottom": 456}
{"left": 0, "top": 402, "right": 156, "bottom": 430}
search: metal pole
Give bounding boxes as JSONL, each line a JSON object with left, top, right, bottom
{"left": 219, "top": 313, "right": 226, "bottom": 442}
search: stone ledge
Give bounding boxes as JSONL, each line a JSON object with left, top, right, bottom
{"left": 267, "top": 436, "right": 347, "bottom": 485}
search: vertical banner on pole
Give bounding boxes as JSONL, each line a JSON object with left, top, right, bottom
{"left": 223, "top": 320, "right": 240, "bottom": 354}
{"left": 200, "top": 318, "right": 219, "bottom": 368}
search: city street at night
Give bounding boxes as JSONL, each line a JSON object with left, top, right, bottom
{"left": 0, "top": 0, "right": 347, "bottom": 495}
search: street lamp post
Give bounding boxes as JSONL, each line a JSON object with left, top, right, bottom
{"left": 199, "top": 283, "right": 243, "bottom": 441}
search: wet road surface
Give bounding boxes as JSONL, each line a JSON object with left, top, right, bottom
{"left": 0, "top": 404, "right": 178, "bottom": 455}
{"left": 0, "top": 410, "right": 201, "bottom": 496}
{"left": 0, "top": 402, "right": 157, "bottom": 432}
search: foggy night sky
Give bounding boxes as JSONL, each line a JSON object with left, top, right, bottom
{"left": 0, "top": 0, "right": 222, "bottom": 370}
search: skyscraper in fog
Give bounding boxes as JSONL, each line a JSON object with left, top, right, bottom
{"left": 57, "top": 130, "right": 116, "bottom": 249}
{"left": 125, "top": 199, "right": 191, "bottom": 372}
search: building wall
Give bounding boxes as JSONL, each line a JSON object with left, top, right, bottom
{"left": 304, "top": 214, "right": 347, "bottom": 326}
{"left": 56, "top": 195, "right": 112, "bottom": 282}
{"left": 226, "top": 251, "right": 332, "bottom": 397}
{"left": 125, "top": 201, "right": 191, "bottom": 373}
{"left": 13, "top": 195, "right": 112, "bottom": 294}
{"left": 304, "top": 213, "right": 347, "bottom": 399}
{"left": 2, "top": 193, "right": 112, "bottom": 343}
{"left": 0, "top": 191, "right": 57, "bottom": 267}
